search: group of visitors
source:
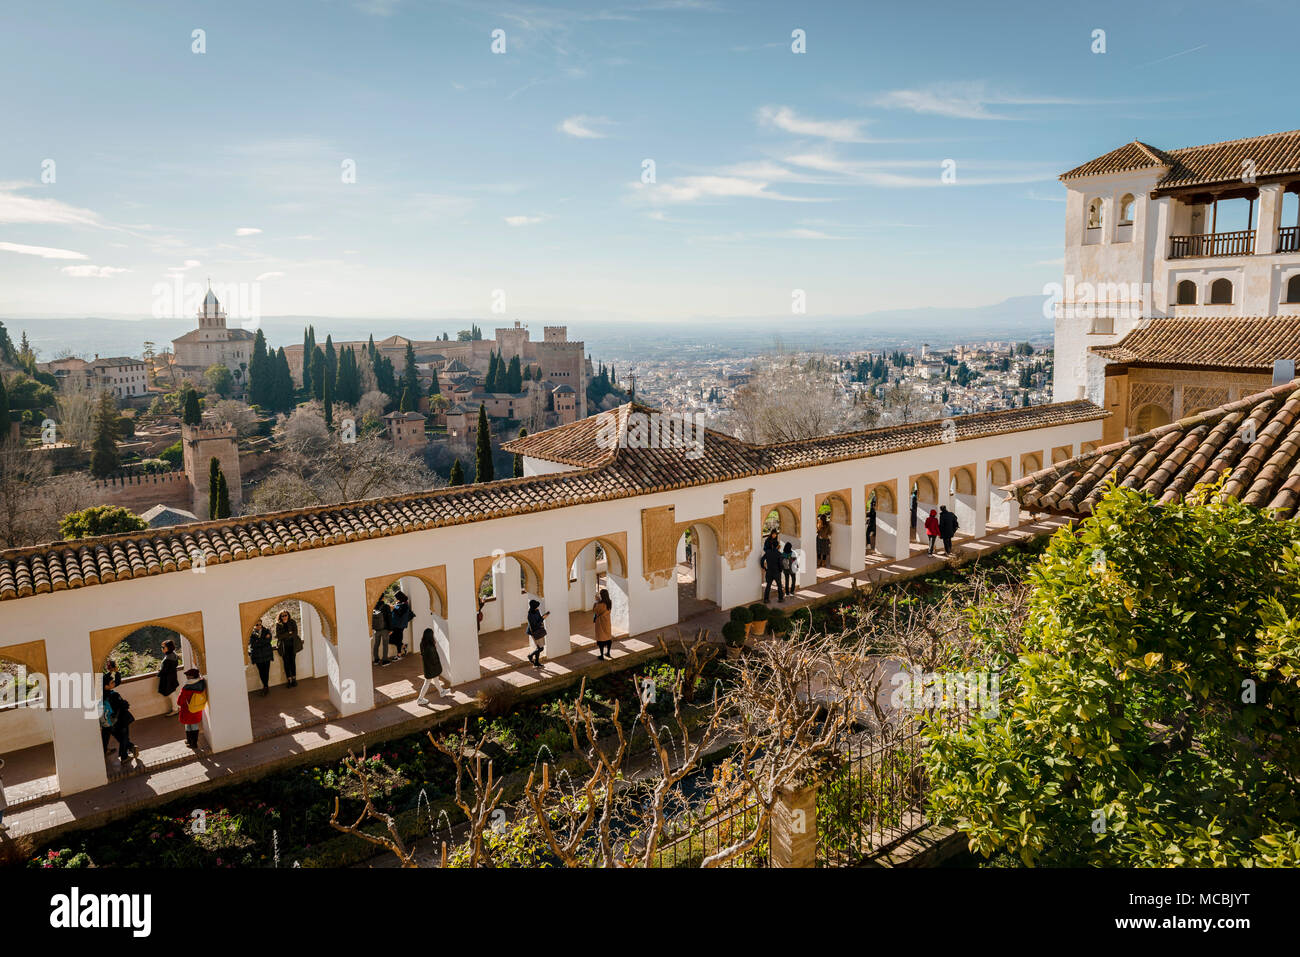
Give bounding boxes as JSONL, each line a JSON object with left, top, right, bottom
{"left": 97, "top": 643, "right": 210, "bottom": 768}
{"left": 371, "top": 591, "right": 414, "bottom": 666}
{"left": 247, "top": 610, "right": 304, "bottom": 695}
{"left": 923, "top": 505, "right": 961, "bottom": 555}
{"left": 759, "top": 531, "right": 798, "bottom": 603}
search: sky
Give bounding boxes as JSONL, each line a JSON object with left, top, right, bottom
{"left": 0, "top": 0, "right": 1294, "bottom": 325}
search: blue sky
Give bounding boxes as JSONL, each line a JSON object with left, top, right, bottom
{"left": 0, "top": 0, "right": 1293, "bottom": 323}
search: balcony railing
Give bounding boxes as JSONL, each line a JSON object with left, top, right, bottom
{"left": 1280, "top": 227, "right": 1300, "bottom": 254}
{"left": 1169, "top": 230, "right": 1256, "bottom": 259}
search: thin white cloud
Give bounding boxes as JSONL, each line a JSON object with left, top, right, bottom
{"left": 559, "top": 115, "right": 611, "bottom": 139}
{"left": 61, "top": 265, "right": 130, "bottom": 278}
{"left": 0, "top": 241, "right": 88, "bottom": 260}
{"left": 757, "top": 105, "right": 868, "bottom": 143}
{"left": 235, "top": 227, "right": 263, "bottom": 236}
{"left": 872, "top": 82, "right": 1096, "bottom": 120}
{"left": 504, "top": 215, "right": 544, "bottom": 226}
{"left": 168, "top": 259, "right": 202, "bottom": 272}
{"left": 0, "top": 188, "right": 105, "bottom": 227}
{"left": 632, "top": 175, "right": 818, "bottom": 204}
{"left": 255, "top": 271, "right": 284, "bottom": 281}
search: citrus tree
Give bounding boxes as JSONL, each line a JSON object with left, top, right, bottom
{"left": 927, "top": 484, "right": 1300, "bottom": 866}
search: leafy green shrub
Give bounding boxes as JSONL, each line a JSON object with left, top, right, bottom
{"left": 159, "top": 441, "right": 183, "bottom": 467}
{"left": 721, "top": 620, "right": 747, "bottom": 647}
{"left": 728, "top": 605, "right": 752, "bottom": 625}
{"left": 747, "top": 603, "right": 770, "bottom": 622}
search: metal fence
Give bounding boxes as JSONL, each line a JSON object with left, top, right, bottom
{"left": 652, "top": 796, "right": 771, "bottom": 868}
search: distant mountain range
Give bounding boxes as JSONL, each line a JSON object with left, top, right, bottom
{"left": 3, "top": 294, "right": 1053, "bottom": 364}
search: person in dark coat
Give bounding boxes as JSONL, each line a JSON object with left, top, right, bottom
{"left": 157, "top": 640, "right": 180, "bottom": 714}
{"left": 248, "top": 623, "right": 274, "bottom": 695}
{"left": 100, "top": 672, "right": 117, "bottom": 756}
{"left": 910, "top": 488, "right": 919, "bottom": 541}
{"left": 275, "top": 610, "right": 300, "bottom": 687}
{"left": 866, "top": 505, "right": 877, "bottom": 552}
{"left": 526, "top": 599, "right": 550, "bottom": 667}
{"left": 416, "top": 627, "right": 450, "bottom": 704}
{"left": 106, "top": 687, "right": 137, "bottom": 766}
{"left": 389, "top": 591, "right": 413, "bottom": 659}
{"left": 938, "top": 505, "right": 959, "bottom": 555}
{"left": 372, "top": 598, "right": 393, "bottom": 665}
{"left": 761, "top": 540, "right": 785, "bottom": 602}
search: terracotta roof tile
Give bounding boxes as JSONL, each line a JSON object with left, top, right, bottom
{"left": 1010, "top": 381, "right": 1300, "bottom": 517}
{"left": 0, "top": 400, "right": 1106, "bottom": 603}
{"left": 1091, "top": 317, "right": 1300, "bottom": 371}
{"left": 1062, "top": 129, "right": 1300, "bottom": 193}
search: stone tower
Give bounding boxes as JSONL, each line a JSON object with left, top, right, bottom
{"left": 182, "top": 422, "right": 242, "bottom": 517}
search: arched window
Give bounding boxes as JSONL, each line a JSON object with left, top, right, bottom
{"left": 1134, "top": 403, "right": 1172, "bottom": 434}
{"left": 1119, "top": 194, "right": 1135, "bottom": 225}
{"left": 1210, "top": 278, "right": 1234, "bottom": 304}
{"left": 1287, "top": 274, "right": 1300, "bottom": 304}
{"left": 1176, "top": 280, "right": 1197, "bottom": 305}
{"left": 1086, "top": 198, "right": 1104, "bottom": 230}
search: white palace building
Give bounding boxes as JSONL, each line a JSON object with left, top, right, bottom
{"left": 3, "top": 127, "right": 1299, "bottom": 825}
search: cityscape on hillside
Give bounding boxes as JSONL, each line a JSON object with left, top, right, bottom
{"left": 0, "top": 0, "right": 1295, "bottom": 931}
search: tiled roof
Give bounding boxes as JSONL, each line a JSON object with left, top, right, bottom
{"left": 0, "top": 400, "right": 1105, "bottom": 603}
{"left": 1062, "top": 129, "right": 1300, "bottom": 193}
{"left": 1091, "top": 317, "right": 1300, "bottom": 371}
{"left": 1009, "top": 381, "right": 1300, "bottom": 517}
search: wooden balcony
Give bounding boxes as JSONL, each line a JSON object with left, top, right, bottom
{"left": 1169, "top": 230, "right": 1256, "bottom": 259}
{"left": 1279, "top": 226, "right": 1300, "bottom": 254}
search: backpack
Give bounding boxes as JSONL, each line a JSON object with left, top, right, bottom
{"left": 782, "top": 554, "right": 795, "bottom": 573}
{"left": 188, "top": 688, "right": 208, "bottom": 712}
{"left": 371, "top": 609, "right": 386, "bottom": 630}
{"left": 99, "top": 698, "right": 114, "bottom": 728}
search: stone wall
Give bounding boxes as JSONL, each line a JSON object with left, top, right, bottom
{"left": 90, "top": 471, "right": 193, "bottom": 513}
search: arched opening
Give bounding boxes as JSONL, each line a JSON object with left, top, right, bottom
{"left": 986, "top": 459, "right": 1012, "bottom": 529}
{"left": 949, "top": 466, "right": 978, "bottom": 540}
{"left": 0, "top": 640, "right": 58, "bottom": 805}
{"left": 1020, "top": 451, "right": 1043, "bottom": 477}
{"left": 911, "top": 474, "right": 939, "bottom": 542}
{"left": 239, "top": 590, "right": 340, "bottom": 738}
{"left": 865, "top": 483, "right": 896, "bottom": 559}
{"left": 815, "top": 492, "right": 851, "bottom": 572}
{"left": 365, "top": 569, "right": 451, "bottom": 703}
{"left": 475, "top": 554, "right": 545, "bottom": 675}
{"left": 1118, "top": 194, "right": 1135, "bottom": 226}
{"left": 567, "top": 537, "right": 630, "bottom": 658}
{"left": 1176, "top": 279, "right": 1198, "bottom": 305}
{"left": 1286, "top": 274, "right": 1300, "bottom": 304}
{"left": 677, "top": 522, "right": 721, "bottom": 620}
{"left": 1085, "top": 197, "right": 1103, "bottom": 243}
{"left": 1134, "top": 403, "right": 1172, "bottom": 434}
{"left": 1210, "top": 278, "right": 1234, "bottom": 305}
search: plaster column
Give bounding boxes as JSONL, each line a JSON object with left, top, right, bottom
{"left": 972, "top": 464, "right": 989, "bottom": 538}
{"left": 542, "top": 541, "right": 572, "bottom": 658}
{"left": 989, "top": 487, "right": 1021, "bottom": 529}
{"left": 798, "top": 494, "right": 818, "bottom": 587}
{"left": 846, "top": 495, "right": 866, "bottom": 575}
{"left": 330, "top": 583, "right": 375, "bottom": 716}
{"left": 44, "top": 637, "right": 108, "bottom": 795}
{"left": 199, "top": 601, "right": 254, "bottom": 753}
{"left": 1257, "top": 183, "right": 1283, "bottom": 255}
{"left": 443, "top": 558, "right": 483, "bottom": 685}
{"left": 893, "top": 476, "right": 914, "bottom": 560}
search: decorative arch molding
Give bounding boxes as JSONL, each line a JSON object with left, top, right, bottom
{"left": 988, "top": 456, "right": 1012, "bottom": 488}
{"left": 760, "top": 498, "right": 801, "bottom": 537}
{"left": 816, "top": 488, "right": 852, "bottom": 524}
{"left": 950, "top": 464, "right": 977, "bottom": 496}
{"left": 0, "top": 639, "right": 49, "bottom": 709}
{"left": 1020, "top": 451, "right": 1044, "bottom": 476}
{"left": 866, "top": 479, "right": 897, "bottom": 514}
{"left": 910, "top": 470, "right": 940, "bottom": 504}
{"left": 641, "top": 504, "right": 728, "bottom": 587}
{"left": 472, "top": 547, "right": 545, "bottom": 598}
{"left": 365, "top": 565, "right": 448, "bottom": 622}
{"left": 90, "top": 611, "right": 207, "bottom": 676}
{"left": 720, "top": 489, "right": 753, "bottom": 570}
{"left": 1051, "top": 445, "right": 1074, "bottom": 466}
{"left": 566, "top": 532, "right": 629, "bottom": 579}
{"left": 238, "top": 587, "right": 337, "bottom": 658}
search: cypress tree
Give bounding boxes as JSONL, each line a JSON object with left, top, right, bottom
{"left": 274, "top": 348, "right": 294, "bottom": 412}
{"left": 399, "top": 386, "right": 411, "bottom": 413}
{"left": 323, "top": 373, "right": 334, "bottom": 429}
{"left": 506, "top": 355, "right": 522, "bottom": 394}
{"left": 448, "top": 458, "right": 464, "bottom": 486}
{"left": 90, "top": 392, "right": 122, "bottom": 478}
{"left": 428, "top": 364, "right": 440, "bottom": 398}
{"left": 474, "top": 404, "right": 493, "bottom": 482}
{"left": 0, "top": 374, "right": 10, "bottom": 444}
{"left": 182, "top": 388, "right": 202, "bottom": 426}
{"left": 325, "top": 334, "right": 337, "bottom": 397}
{"left": 486, "top": 351, "right": 499, "bottom": 393}
{"left": 249, "top": 328, "right": 269, "bottom": 407}
{"left": 301, "top": 327, "right": 313, "bottom": 397}
{"left": 215, "top": 469, "right": 231, "bottom": 519}
{"left": 310, "top": 347, "right": 326, "bottom": 401}
{"left": 513, "top": 427, "right": 527, "bottom": 478}
{"left": 402, "top": 341, "right": 420, "bottom": 405}
{"left": 208, "top": 457, "right": 221, "bottom": 519}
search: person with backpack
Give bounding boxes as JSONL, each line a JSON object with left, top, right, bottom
{"left": 157, "top": 639, "right": 181, "bottom": 714}
{"left": 938, "top": 505, "right": 960, "bottom": 555}
{"left": 248, "top": 623, "right": 274, "bottom": 695}
{"left": 760, "top": 538, "right": 784, "bottom": 603}
{"left": 106, "top": 686, "right": 137, "bottom": 766}
{"left": 177, "top": 668, "right": 208, "bottom": 750}
{"left": 389, "top": 591, "right": 413, "bottom": 660}
{"left": 526, "top": 599, "right": 550, "bottom": 667}
{"left": 275, "top": 610, "right": 300, "bottom": 687}
{"left": 781, "top": 541, "right": 797, "bottom": 596}
{"left": 99, "top": 672, "right": 117, "bottom": 756}
{"left": 371, "top": 598, "right": 393, "bottom": 665}
{"left": 416, "top": 627, "right": 451, "bottom": 705}
{"left": 593, "top": 588, "right": 614, "bottom": 660}
{"left": 924, "top": 508, "right": 941, "bottom": 555}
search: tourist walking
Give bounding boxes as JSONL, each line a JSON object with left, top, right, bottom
{"left": 372, "top": 597, "right": 393, "bottom": 665}
{"left": 248, "top": 623, "right": 274, "bottom": 695}
{"left": 103, "top": 659, "right": 122, "bottom": 692}
{"left": 761, "top": 538, "right": 785, "bottom": 603}
{"left": 924, "top": 508, "right": 940, "bottom": 555}
{"left": 866, "top": 505, "right": 877, "bottom": 552}
{"left": 157, "top": 639, "right": 180, "bottom": 715}
{"left": 526, "top": 599, "right": 550, "bottom": 667}
{"left": 781, "top": 541, "right": 797, "bottom": 595}
{"left": 416, "top": 628, "right": 451, "bottom": 705}
{"left": 177, "top": 668, "right": 208, "bottom": 750}
{"left": 389, "top": 590, "right": 413, "bottom": 659}
{"left": 938, "top": 505, "right": 959, "bottom": 555}
{"left": 910, "top": 487, "right": 919, "bottom": 541}
{"left": 816, "top": 514, "right": 832, "bottom": 567}
{"left": 107, "top": 686, "right": 138, "bottom": 767}
{"left": 275, "top": 610, "right": 300, "bottom": 688}
{"left": 593, "top": 588, "right": 614, "bottom": 659}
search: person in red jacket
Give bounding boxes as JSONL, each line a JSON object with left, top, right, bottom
{"left": 924, "top": 509, "right": 940, "bottom": 555}
{"left": 176, "top": 668, "right": 208, "bottom": 750}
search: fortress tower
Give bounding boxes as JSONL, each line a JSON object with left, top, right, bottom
{"left": 181, "top": 422, "right": 242, "bottom": 517}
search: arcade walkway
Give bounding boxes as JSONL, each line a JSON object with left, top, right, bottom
{"left": 0, "top": 516, "right": 1068, "bottom": 843}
